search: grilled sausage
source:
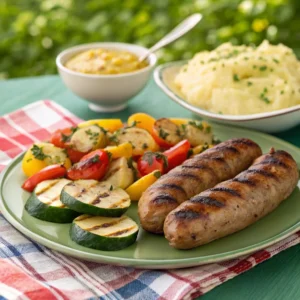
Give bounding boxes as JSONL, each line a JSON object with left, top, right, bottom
{"left": 138, "top": 138, "right": 262, "bottom": 234}
{"left": 164, "top": 149, "right": 299, "bottom": 249}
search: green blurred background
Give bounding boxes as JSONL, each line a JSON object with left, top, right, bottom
{"left": 1, "top": 0, "right": 299, "bottom": 79}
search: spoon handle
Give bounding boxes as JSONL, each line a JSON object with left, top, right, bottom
{"left": 139, "top": 13, "right": 202, "bottom": 62}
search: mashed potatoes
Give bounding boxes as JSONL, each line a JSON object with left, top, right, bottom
{"left": 175, "top": 40, "right": 300, "bottom": 115}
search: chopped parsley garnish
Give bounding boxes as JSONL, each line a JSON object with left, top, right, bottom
{"left": 106, "top": 151, "right": 112, "bottom": 160}
{"left": 109, "top": 134, "right": 119, "bottom": 144}
{"left": 142, "top": 143, "right": 148, "bottom": 149}
{"left": 181, "top": 123, "right": 187, "bottom": 131}
{"left": 129, "top": 141, "right": 136, "bottom": 149}
{"left": 247, "top": 81, "right": 253, "bottom": 86}
{"left": 273, "top": 58, "right": 279, "bottom": 64}
{"left": 205, "top": 126, "right": 211, "bottom": 134}
{"left": 202, "top": 143, "right": 209, "bottom": 151}
{"left": 85, "top": 129, "right": 100, "bottom": 141}
{"left": 127, "top": 120, "right": 141, "bottom": 128}
{"left": 187, "top": 148, "right": 194, "bottom": 158}
{"left": 153, "top": 171, "right": 161, "bottom": 179}
{"left": 91, "top": 154, "right": 100, "bottom": 163}
{"left": 98, "top": 125, "right": 108, "bottom": 134}
{"left": 233, "top": 74, "right": 240, "bottom": 82}
{"left": 259, "top": 65, "right": 267, "bottom": 71}
{"left": 52, "top": 156, "right": 62, "bottom": 164}
{"left": 109, "top": 185, "right": 113, "bottom": 191}
{"left": 176, "top": 128, "right": 182, "bottom": 137}
{"left": 61, "top": 133, "right": 71, "bottom": 143}
{"left": 212, "top": 136, "right": 221, "bottom": 144}
{"left": 142, "top": 152, "right": 168, "bottom": 169}
{"left": 188, "top": 120, "right": 203, "bottom": 131}
{"left": 31, "top": 145, "right": 49, "bottom": 161}
{"left": 127, "top": 157, "right": 139, "bottom": 181}
{"left": 253, "top": 65, "right": 257, "bottom": 69}
{"left": 159, "top": 128, "right": 169, "bottom": 140}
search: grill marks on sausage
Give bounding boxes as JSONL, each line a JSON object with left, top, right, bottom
{"left": 230, "top": 138, "right": 258, "bottom": 147}
{"left": 167, "top": 172, "right": 200, "bottom": 181}
{"left": 190, "top": 195, "right": 225, "bottom": 207}
{"left": 209, "top": 187, "right": 241, "bottom": 198}
{"left": 258, "top": 157, "right": 288, "bottom": 168}
{"left": 247, "top": 168, "right": 276, "bottom": 178}
{"left": 214, "top": 145, "right": 240, "bottom": 154}
{"left": 232, "top": 177, "right": 256, "bottom": 186}
{"left": 175, "top": 210, "right": 202, "bottom": 219}
{"left": 152, "top": 194, "right": 178, "bottom": 204}
{"left": 153, "top": 183, "right": 185, "bottom": 194}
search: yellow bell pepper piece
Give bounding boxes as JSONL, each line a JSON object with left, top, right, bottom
{"left": 127, "top": 113, "right": 156, "bottom": 133}
{"left": 169, "top": 118, "right": 190, "bottom": 126}
{"left": 170, "top": 118, "right": 211, "bottom": 130}
{"left": 192, "top": 144, "right": 214, "bottom": 156}
{"left": 22, "top": 143, "right": 72, "bottom": 177}
{"left": 104, "top": 142, "right": 133, "bottom": 159}
{"left": 78, "top": 119, "right": 123, "bottom": 133}
{"left": 125, "top": 170, "right": 161, "bottom": 201}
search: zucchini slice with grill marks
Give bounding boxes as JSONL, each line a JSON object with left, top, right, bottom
{"left": 25, "top": 178, "right": 80, "bottom": 223}
{"left": 61, "top": 180, "right": 131, "bottom": 217}
{"left": 70, "top": 214, "right": 139, "bottom": 251}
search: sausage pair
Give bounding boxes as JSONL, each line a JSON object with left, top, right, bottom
{"left": 164, "top": 148, "right": 298, "bottom": 249}
{"left": 138, "top": 138, "right": 263, "bottom": 233}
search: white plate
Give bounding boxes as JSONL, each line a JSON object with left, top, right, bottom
{"left": 154, "top": 61, "right": 300, "bottom": 133}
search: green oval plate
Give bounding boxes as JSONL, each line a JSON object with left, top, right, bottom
{"left": 0, "top": 123, "right": 300, "bottom": 269}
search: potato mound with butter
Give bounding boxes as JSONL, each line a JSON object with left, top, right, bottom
{"left": 175, "top": 40, "right": 300, "bottom": 115}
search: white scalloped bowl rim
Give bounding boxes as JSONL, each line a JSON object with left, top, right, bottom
{"left": 154, "top": 61, "right": 300, "bottom": 123}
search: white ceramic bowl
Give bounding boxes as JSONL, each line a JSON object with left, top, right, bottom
{"left": 154, "top": 61, "right": 300, "bottom": 133}
{"left": 56, "top": 42, "right": 157, "bottom": 112}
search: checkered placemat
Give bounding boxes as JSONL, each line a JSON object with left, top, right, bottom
{"left": 0, "top": 100, "right": 299, "bottom": 300}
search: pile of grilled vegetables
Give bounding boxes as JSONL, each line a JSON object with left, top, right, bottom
{"left": 21, "top": 113, "right": 216, "bottom": 251}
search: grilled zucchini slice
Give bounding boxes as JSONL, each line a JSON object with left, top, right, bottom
{"left": 61, "top": 180, "right": 131, "bottom": 217}
{"left": 104, "top": 157, "right": 134, "bottom": 189}
{"left": 70, "top": 214, "right": 139, "bottom": 251}
{"left": 25, "top": 179, "right": 80, "bottom": 223}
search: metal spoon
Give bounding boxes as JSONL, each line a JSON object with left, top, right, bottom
{"left": 138, "top": 13, "right": 202, "bottom": 63}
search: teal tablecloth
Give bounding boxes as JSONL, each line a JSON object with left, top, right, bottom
{"left": 1, "top": 75, "right": 300, "bottom": 300}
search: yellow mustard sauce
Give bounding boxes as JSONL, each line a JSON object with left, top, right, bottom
{"left": 65, "top": 48, "right": 148, "bottom": 75}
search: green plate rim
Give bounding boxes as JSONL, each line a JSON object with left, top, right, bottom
{"left": 1, "top": 123, "right": 300, "bottom": 269}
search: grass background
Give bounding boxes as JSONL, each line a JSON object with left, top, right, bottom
{"left": 1, "top": 0, "right": 299, "bottom": 79}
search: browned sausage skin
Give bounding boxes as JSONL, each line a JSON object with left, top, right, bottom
{"left": 164, "top": 148, "right": 299, "bottom": 249}
{"left": 138, "top": 138, "right": 262, "bottom": 234}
